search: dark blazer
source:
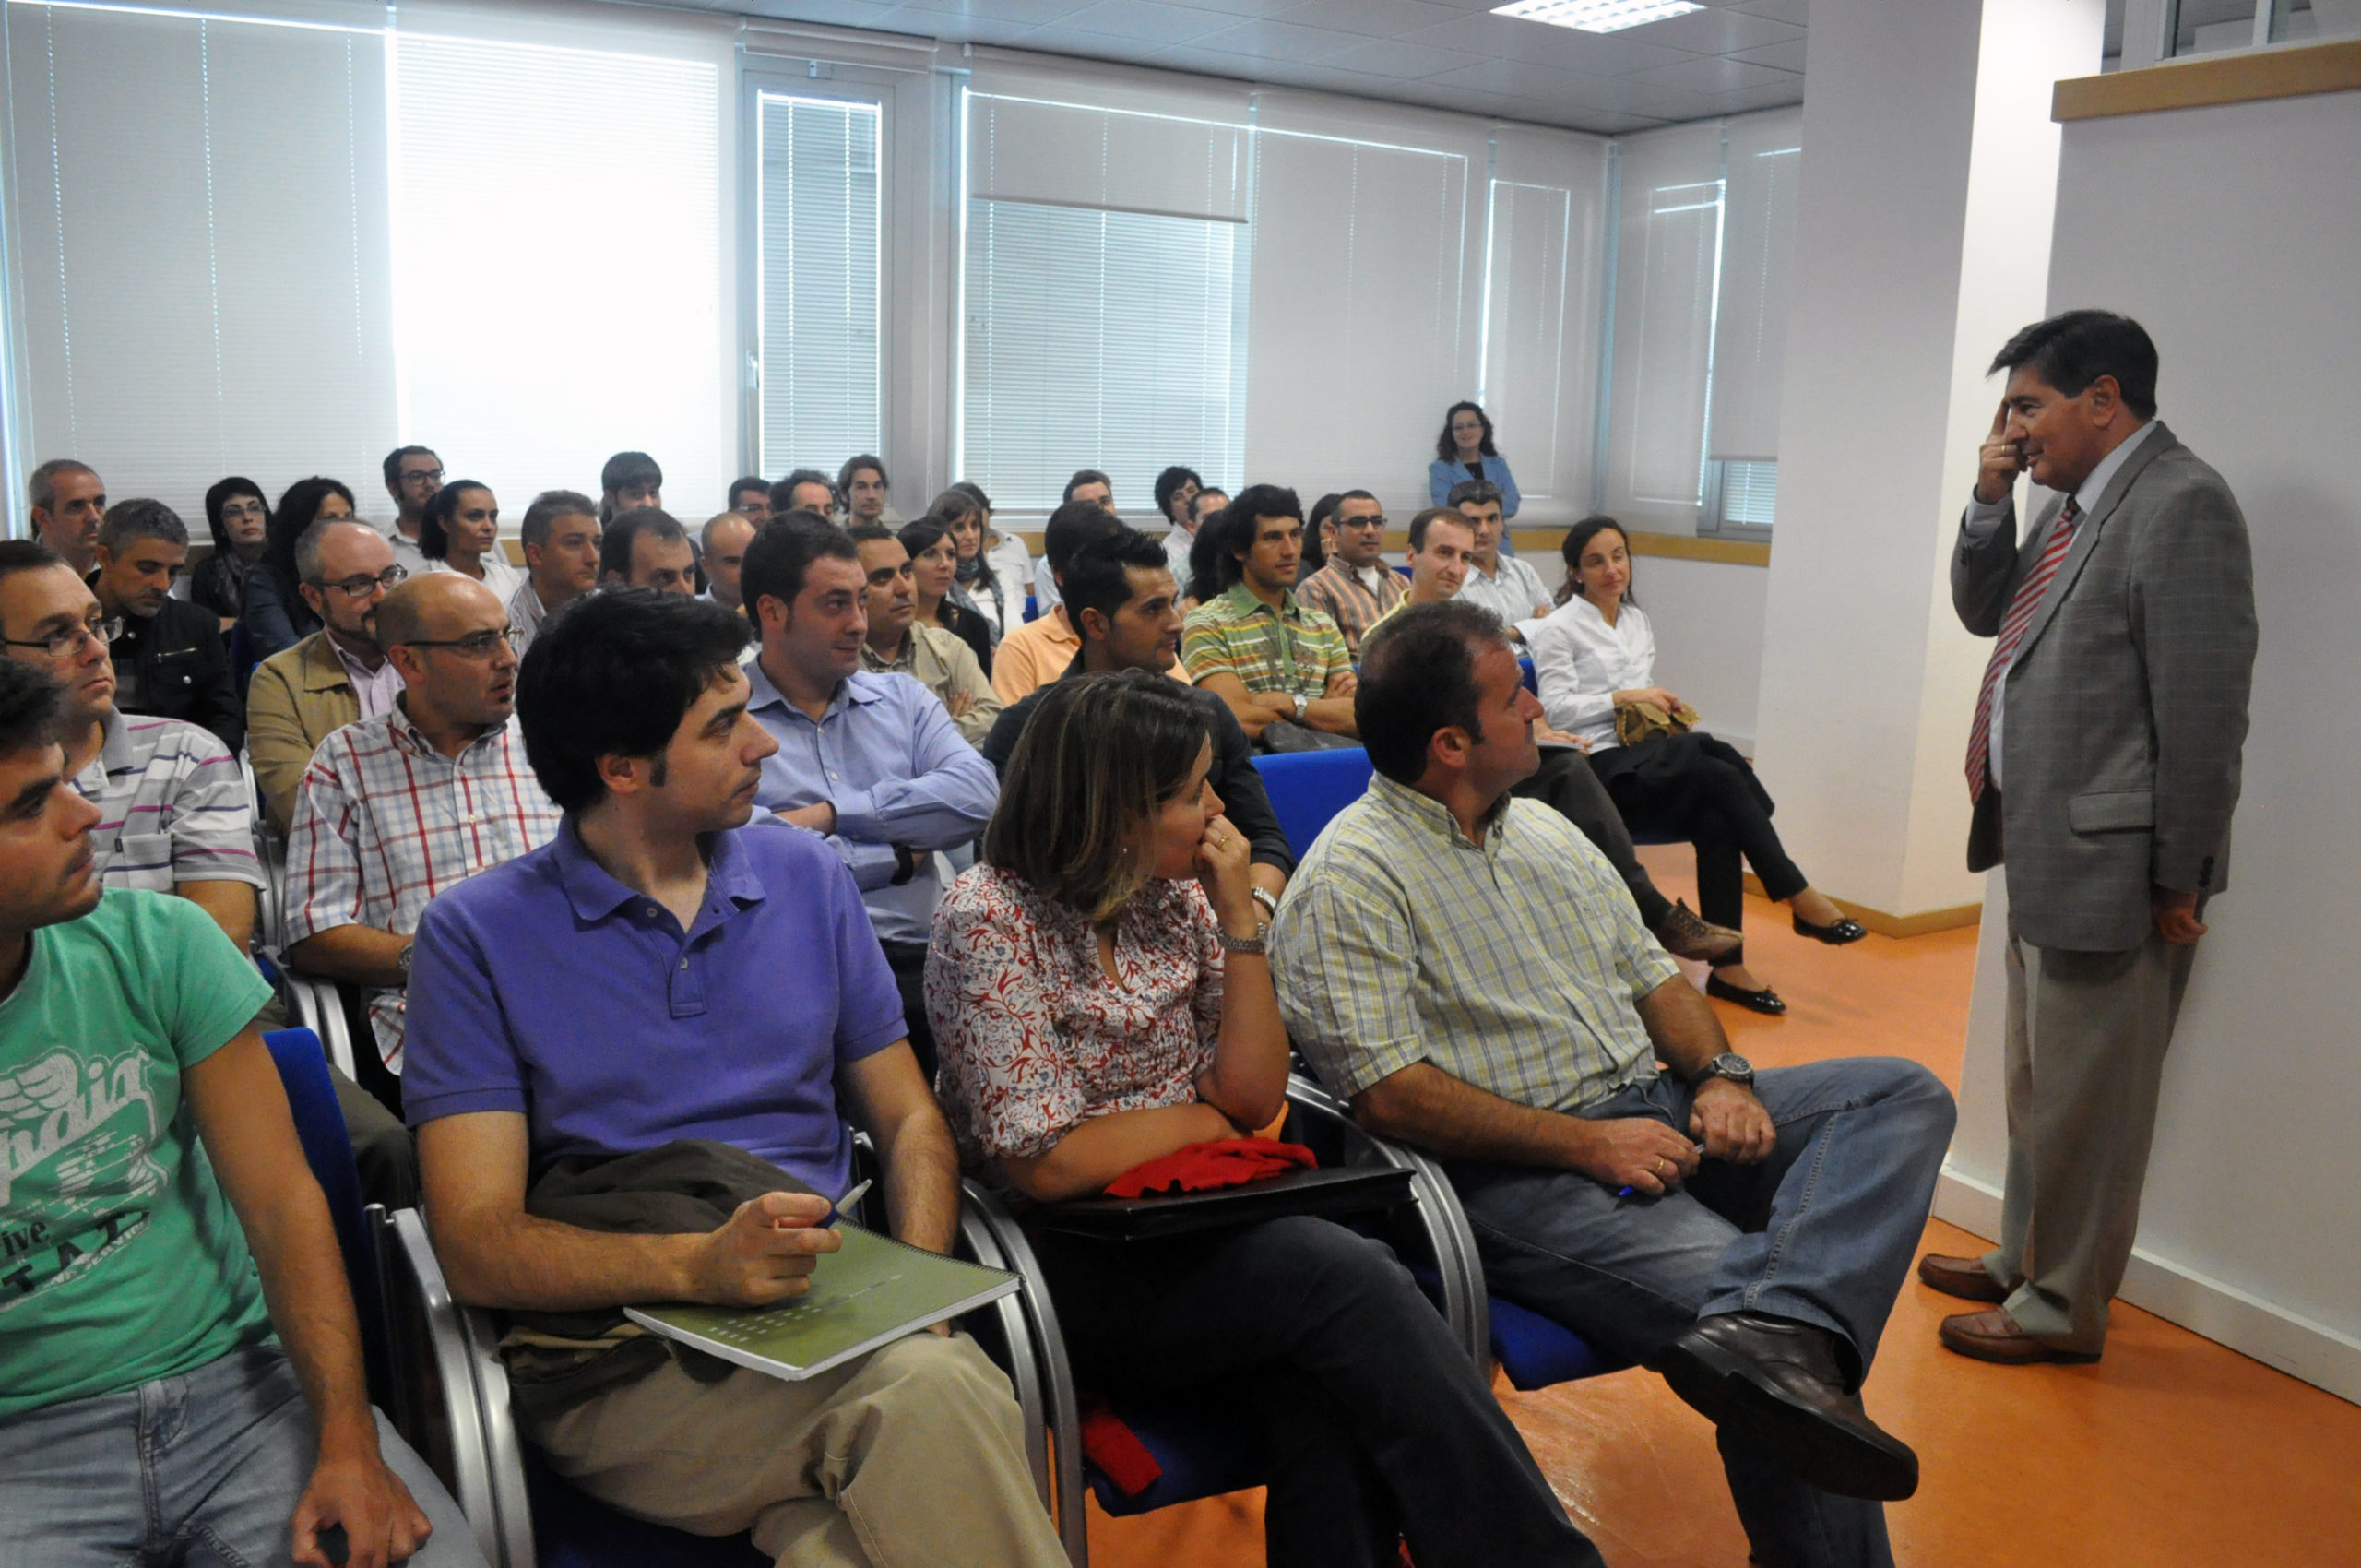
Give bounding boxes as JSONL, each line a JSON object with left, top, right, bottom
{"left": 115, "top": 595, "right": 243, "bottom": 753}
{"left": 1952, "top": 422, "right": 2256, "bottom": 951}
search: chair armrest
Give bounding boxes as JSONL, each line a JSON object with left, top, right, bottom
{"left": 960, "top": 1180, "right": 1086, "bottom": 1567}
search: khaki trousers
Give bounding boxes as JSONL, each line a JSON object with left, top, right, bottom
{"left": 528, "top": 1332, "right": 1066, "bottom": 1568}
{"left": 1986, "top": 922, "right": 2196, "bottom": 1354}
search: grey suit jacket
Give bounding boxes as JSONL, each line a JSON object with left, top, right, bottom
{"left": 1952, "top": 422, "right": 2256, "bottom": 952}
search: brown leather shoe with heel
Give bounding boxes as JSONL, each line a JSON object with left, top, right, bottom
{"left": 1939, "top": 1308, "right": 2100, "bottom": 1365}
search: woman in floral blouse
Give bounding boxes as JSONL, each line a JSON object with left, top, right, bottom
{"left": 926, "top": 671, "right": 1598, "bottom": 1568}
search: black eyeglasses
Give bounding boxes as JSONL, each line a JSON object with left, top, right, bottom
{"left": 401, "top": 468, "right": 445, "bottom": 487}
{"left": 1337, "top": 515, "right": 1387, "bottom": 530}
{"left": 311, "top": 565, "right": 409, "bottom": 599}
{"left": 401, "top": 626, "right": 518, "bottom": 659}
{"left": 4, "top": 616, "right": 121, "bottom": 658}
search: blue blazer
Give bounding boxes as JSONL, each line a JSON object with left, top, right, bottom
{"left": 1429, "top": 453, "right": 1521, "bottom": 517}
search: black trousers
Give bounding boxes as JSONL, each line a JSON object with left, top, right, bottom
{"left": 880, "top": 939, "right": 937, "bottom": 1082}
{"left": 1592, "top": 735, "right": 1807, "bottom": 944}
{"left": 1513, "top": 748, "right": 1671, "bottom": 928}
{"left": 1030, "top": 1215, "right": 1601, "bottom": 1568}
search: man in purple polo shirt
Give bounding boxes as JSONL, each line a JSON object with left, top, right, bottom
{"left": 401, "top": 589, "right": 1063, "bottom": 1566}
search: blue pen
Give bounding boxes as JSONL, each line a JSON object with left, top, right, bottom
{"left": 1619, "top": 1142, "right": 1707, "bottom": 1199}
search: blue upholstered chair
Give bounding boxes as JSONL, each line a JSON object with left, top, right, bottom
{"left": 264, "top": 1026, "right": 389, "bottom": 1398}
{"left": 1248, "top": 745, "right": 1375, "bottom": 861}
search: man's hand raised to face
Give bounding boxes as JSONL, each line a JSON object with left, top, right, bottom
{"left": 1975, "top": 395, "right": 2027, "bottom": 506}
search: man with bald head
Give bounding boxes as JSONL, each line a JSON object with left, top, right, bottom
{"left": 699, "top": 510, "right": 758, "bottom": 616}
{"left": 28, "top": 458, "right": 107, "bottom": 576}
{"left": 246, "top": 520, "right": 405, "bottom": 835}
{"left": 285, "top": 574, "right": 560, "bottom": 1079}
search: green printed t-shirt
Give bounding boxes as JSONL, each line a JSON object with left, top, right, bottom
{"left": 0, "top": 889, "right": 276, "bottom": 1417}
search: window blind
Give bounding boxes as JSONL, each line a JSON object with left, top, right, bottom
{"left": 1, "top": 1, "right": 395, "bottom": 529}
{"left": 1603, "top": 121, "right": 1725, "bottom": 524}
{"left": 1721, "top": 458, "right": 1777, "bottom": 528}
{"left": 1482, "top": 179, "right": 1576, "bottom": 501}
{"left": 758, "top": 94, "right": 881, "bottom": 478}
{"left": 1709, "top": 110, "right": 1802, "bottom": 464}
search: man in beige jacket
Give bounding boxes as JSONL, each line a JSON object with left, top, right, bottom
{"left": 246, "top": 521, "right": 402, "bottom": 835}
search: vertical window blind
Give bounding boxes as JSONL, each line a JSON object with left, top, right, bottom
{"left": 1481, "top": 179, "right": 1576, "bottom": 501}
{"left": 757, "top": 94, "right": 881, "bottom": 479}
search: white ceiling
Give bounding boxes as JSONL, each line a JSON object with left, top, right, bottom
{"left": 663, "top": 0, "right": 1815, "bottom": 135}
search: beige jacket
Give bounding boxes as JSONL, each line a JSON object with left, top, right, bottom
{"left": 245, "top": 631, "right": 362, "bottom": 836}
{"left": 860, "top": 622, "right": 1002, "bottom": 747}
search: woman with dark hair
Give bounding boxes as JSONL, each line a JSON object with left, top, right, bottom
{"left": 943, "top": 482, "right": 1031, "bottom": 636}
{"left": 1184, "top": 498, "right": 1233, "bottom": 605}
{"left": 242, "top": 475, "right": 357, "bottom": 659}
{"left": 420, "top": 480, "right": 523, "bottom": 603}
{"left": 899, "top": 516, "right": 995, "bottom": 675}
{"left": 928, "top": 671, "right": 1598, "bottom": 1568}
{"left": 1525, "top": 517, "right": 1864, "bottom": 1016}
{"left": 193, "top": 478, "right": 270, "bottom": 629}
{"left": 1299, "top": 492, "right": 1340, "bottom": 583}
{"left": 1427, "top": 400, "right": 1522, "bottom": 518}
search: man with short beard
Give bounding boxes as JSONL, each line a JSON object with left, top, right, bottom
{"left": 248, "top": 521, "right": 405, "bottom": 836}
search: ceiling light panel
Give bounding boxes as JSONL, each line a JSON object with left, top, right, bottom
{"left": 1492, "top": 1, "right": 1707, "bottom": 35}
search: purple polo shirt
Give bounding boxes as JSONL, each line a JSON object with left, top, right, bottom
{"left": 402, "top": 817, "right": 908, "bottom": 1197}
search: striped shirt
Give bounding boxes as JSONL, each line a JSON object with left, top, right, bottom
{"left": 285, "top": 704, "right": 562, "bottom": 1072}
{"left": 1180, "top": 584, "right": 1352, "bottom": 703}
{"left": 1270, "top": 773, "right": 1679, "bottom": 1114}
{"left": 1296, "top": 561, "right": 1406, "bottom": 659}
{"left": 69, "top": 711, "right": 262, "bottom": 894}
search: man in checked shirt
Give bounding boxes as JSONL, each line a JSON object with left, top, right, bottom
{"left": 286, "top": 574, "right": 561, "bottom": 1196}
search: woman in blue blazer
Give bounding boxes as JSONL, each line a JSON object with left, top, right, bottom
{"left": 1428, "top": 400, "right": 1522, "bottom": 517}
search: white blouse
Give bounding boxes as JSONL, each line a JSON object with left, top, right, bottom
{"left": 429, "top": 550, "right": 525, "bottom": 606}
{"left": 1521, "top": 595, "right": 1658, "bottom": 751}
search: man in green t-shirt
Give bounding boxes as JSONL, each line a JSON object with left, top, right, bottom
{"left": 0, "top": 659, "right": 481, "bottom": 1567}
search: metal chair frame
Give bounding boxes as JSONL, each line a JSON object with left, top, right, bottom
{"left": 286, "top": 974, "right": 361, "bottom": 1078}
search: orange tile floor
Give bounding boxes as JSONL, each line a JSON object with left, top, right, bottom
{"left": 1086, "top": 847, "right": 2361, "bottom": 1567}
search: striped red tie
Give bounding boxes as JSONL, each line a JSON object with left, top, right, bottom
{"left": 1964, "top": 499, "right": 2081, "bottom": 802}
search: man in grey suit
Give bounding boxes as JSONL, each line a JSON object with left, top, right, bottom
{"left": 1923, "top": 310, "right": 2256, "bottom": 1364}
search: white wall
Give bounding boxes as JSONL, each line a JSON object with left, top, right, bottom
{"left": 1941, "top": 84, "right": 2361, "bottom": 1400}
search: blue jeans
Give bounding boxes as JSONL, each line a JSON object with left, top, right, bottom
{"left": 0, "top": 1343, "right": 484, "bottom": 1568}
{"left": 1448, "top": 1057, "right": 1953, "bottom": 1568}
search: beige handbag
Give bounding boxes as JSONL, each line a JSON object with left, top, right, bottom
{"left": 1615, "top": 697, "right": 1701, "bottom": 748}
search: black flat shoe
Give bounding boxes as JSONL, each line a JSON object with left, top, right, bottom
{"left": 1792, "top": 912, "right": 1868, "bottom": 945}
{"left": 1706, "top": 974, "right": 1786, "bottom": 1015}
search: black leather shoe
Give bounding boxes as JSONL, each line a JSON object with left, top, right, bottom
{"left": 1656, "top": 1312, "right": 1919, "bottom": 1502}
{"left": 1706, "top": 974, "right": 1786, "bottom": 1015}
{"left": 1792, "top": 911, "right": 1869, "bottom": 945}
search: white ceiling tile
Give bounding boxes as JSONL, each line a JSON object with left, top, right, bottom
{"left": 1051, "top": 0, "right": 1230, "bottom": 45}
{"left": 1192, "top": 16, "right": 1367, "bottom": 61}
{"left": 1620, "top": 5, "right": 1801, "bottom": 53}
{"left": 1142, "top": 42, "right": 1278, "bottom": 79}
{"left": 1623, "top": 53, "right": 1796, "bottom": 93}
{"left": 740, "top": 0, "right": 935, "bottom": 29}
{"left": 1166, "top": 0, "right": 1305, "bottom": 15}
{"left": 1717, "top": 77, "right": 1807, "bottom": 113}
{"left": 1422, "top": 56, "right": 1592, "bottom": 99}
{"left": 886, "top": 0, "right": 1085, "bottom": 21}
{"left": 1403, "top": 12, "right": 1694, "bottom": 74}
{"left": 1270, "top": 0, "right": 1463, "bottom": 37}
{"left": 1018, "top": 22, "right": 1187, "bottom": 59}
{"left": 1731, "top": 0, "right": 1810, "bottom": 26}
{"left": 1728, "top": 37, "right": 1807, "bottom": 73}
{"left": 1315, "top": 36, "right": 1489, "bottom": 78}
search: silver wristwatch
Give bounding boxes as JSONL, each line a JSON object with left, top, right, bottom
{"left": 1292, "top": 692, "right": 1309, "bottom": 720}
{"left": 1250, "top": 886, "right": 1281, "bottom": 923}
{"left": 1216, "top": 924, "right": 1269, "bottom": 956}
{"left": 1696, "top": 1051, "right": 1754, "bottom": 1088}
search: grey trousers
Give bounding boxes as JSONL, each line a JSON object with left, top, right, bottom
{"left": 1987, "top": 921, "right": 2197, "bottom": 1353}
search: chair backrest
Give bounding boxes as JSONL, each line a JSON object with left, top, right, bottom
{"left": 1023, "top": 593, "right": 1038, "bottom": 624}
{"left": 1518, "top": 655, "right": 1537, "bottom": 695}
{"left": 1249, "top": 746, "right": 1375, "bottom": 861}
{"left": 264, "top": 1028, "right": 390, "bottom": 1400}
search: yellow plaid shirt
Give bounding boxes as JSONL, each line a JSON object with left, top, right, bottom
{"left": 1180, "top": 583, "right": 1352, "bottom": 701}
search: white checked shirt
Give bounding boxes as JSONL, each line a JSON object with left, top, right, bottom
{"left": 285, "top": 702, "right": 561, "bottom": 1072}
{"left": 70, "top": 710, "right": 262, "bottom": 894}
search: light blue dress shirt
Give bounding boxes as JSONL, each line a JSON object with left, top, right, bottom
{"left": 742, "top": 659, "right": 999, "bottom": 943}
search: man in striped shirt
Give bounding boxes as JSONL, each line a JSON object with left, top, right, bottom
{"left": 286, "top": 575, "right": 560, "bottom": 1076}
{"left": 1295, "top": 489, "right": 1406, "bottom": 659}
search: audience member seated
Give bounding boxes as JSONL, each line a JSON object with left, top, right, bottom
{"left": 1373, "top": 505, "right": 1476, "bottom": 625}
{"left": 598, "top": 449, "right": 662, "bottom": 525}
{"left": 421, "top": 479, "right": 523, "bottom": 604}
{"left": 991, "top": 501, "right": 1123, "bottom": 706}
{"left": 400, "top": 589, "right": 1064, "bottom": 1567}
{"left": 90, "top": 500, "right": 243, "bottom": 753}
{"left": 1181, "top": 485, "right": 1358, "bottom": 750}
{"left": 1272, "top": 600, "right": 1959, "bottom": 1568}
{"left": 26, "top": 457, "right": 106, "bottom": 577}
{"left": 770, "top": 467, "right": 838, "bottom": 521}
{"left": 935, "top": 482, "right": 1026, "bottom": 638}
{"left": 699, "top": 509, "right": 758, "bottom": 617}
{"left": 507, "top": 489, "right": 601, "bottom": 656}
{"left": 1299, "top": 492, "right": 1339, "bottom": 585}
{"left": 1153, "top": 462, "right": 1204, "bottom": 581}
{"left": 931, "top": 671, "right": 1603, "bottom": 1568}
{"left": 726, "top": 474, "right": 772, "bottom": 526}
{"left": 1449, "top": 479, "right": 1549, "bottom": 623}
{"left": 1294, "top": 489, "right": 1403, "bottom": 658}
{"left": 0, "top": 659, "right": 483, "bottom": 1568}
{"left": 284, "top": 575, "right": 561, "bottom": 1093}
{"left": 742, "top": 517, "right": 998, "bottom": 1080}
{"left": 1032, "top": 469, "right": 1118, "bottom": 612}
{"left": 899, "top": 516, "right": 996, "bottom": 674}
{"left": 982, "top": 527, "right": 1292, "bottom": 903}
{"left": 600, "top": 505, "right": 696, "bottom": 594}
{"left": 248, "top": 522, "right": 404, "bottom": 837}
{"left": 838, "top": 452, "right": 899, "bottom": 526}
{"left": 1430, "top": 399, "right": 1522, "bottom": 519}
{"left": 193, "top": 477, "right": 270, "bottom": 629}
{"left": 852, "top": 523, "right": 1001, "bottom": 749}
{"left": 244, "top": 477, "right": 358, "bottom": 661}
{"left": 1183, "top": 490, "right": 1234, "bottom": 606}
{"left": 381, "top": 444, "right": 443, "bottom": 577}
{"left": 1525, "top": 517, "right": 1865, "bottom": 1015}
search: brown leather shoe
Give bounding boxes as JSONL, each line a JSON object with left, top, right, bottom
{"left": 1652, "top": 899, "right": 1743, "bottom": 963}
{"left": 1938, "top": 1309, "right": 2100, "bottom": 1365}
{"left": 1656, "top": 1312, "right": 1919, "bottom": 1501}
{"left": 1916, "top": 1252, "right": 2015, "bottom": 1303}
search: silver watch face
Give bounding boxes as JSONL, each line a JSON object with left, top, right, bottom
{"left": 1711, "top": 1051, "right": 1754, "bottom": 1084}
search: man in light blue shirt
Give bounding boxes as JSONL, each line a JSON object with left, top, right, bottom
{"left": 740, "top": 515, "right": 997, "bottom": 1078}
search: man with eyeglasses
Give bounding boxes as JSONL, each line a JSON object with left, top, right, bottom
{"left": 284, "top": 575, "right": 560, "bottom": 1083}
{"left": 382, "top": 445, "right": 444, "bottom": 578}
{"left": 89, "top": 499, "right": 243, "bottom": 753}
{"left": 246, "top": 522, "right": 407, "bottom": 837}
{"left": 1296, "top": 489, "right": 1406, "bottom": 659}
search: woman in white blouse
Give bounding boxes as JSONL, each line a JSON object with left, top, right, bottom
{"left": 1523, "top": 517, "right": 1864, "bottom": 1014}
{"left": 419, "top": 480, "right": 523, "bottom": 604}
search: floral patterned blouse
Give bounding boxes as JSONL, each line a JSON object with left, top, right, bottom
{"left": 925, "top": 864, "right": 1226, "bottom": 1168}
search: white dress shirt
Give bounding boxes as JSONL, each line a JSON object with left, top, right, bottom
{"left": 428, "top": 550, "right": 525, "bottom": 607}
{"left": 1522, "top": 595, "right": 1659, "bottom": 752}
{"left": 1962, "top": 418, "right": 2158, "bottom": 790}
{"left": 1455, "top": 552, "right": 1552, "bottom": 624}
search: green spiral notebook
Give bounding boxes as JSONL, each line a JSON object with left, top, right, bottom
{"left": 623, "top": 1223, "right": 1021, "bottom": 1383}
